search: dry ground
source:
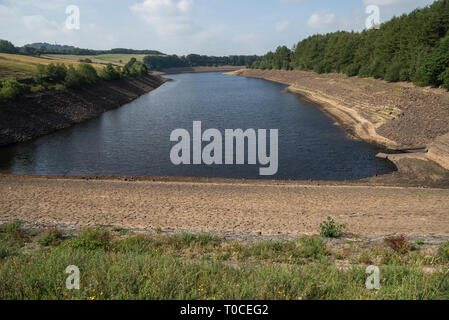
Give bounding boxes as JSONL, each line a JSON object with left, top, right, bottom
{"left": 1, "top": 177, "right": 448, "bottom": 238}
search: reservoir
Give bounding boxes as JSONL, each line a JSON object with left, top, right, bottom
{"left": 0, "top": 72, "right": 395, "bottom": 180}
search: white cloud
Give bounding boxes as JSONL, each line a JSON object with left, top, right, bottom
{"left": 275, "top": 21, "right": 289, "bottom": 32}
{"left": 307, "top": 12, "right": 336, "bottom": 29}
{"left": 130, "top": 0, "right": 194, "bottom": 36}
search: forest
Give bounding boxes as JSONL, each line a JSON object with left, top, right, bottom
{"left": 143, "top": 54, "right": 260, "bottom": 70}
{"left": 250, "top": 0, "right": 449, "bottom": 88}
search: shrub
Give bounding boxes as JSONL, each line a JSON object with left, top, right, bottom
{"left": 384, "top": 235, "right": 410, "bottom": 254}
{"left": 35, "top": 63, "right": 67, "bottom": 83}
{"left": 320, "top": 217, "right": 346, "bottom": 238}
{"left": 122, "top": 58, "right": 148, "bottom": 77}
{"left": 100, "top": 63, "right": 121, "bottom": 81}
{"left": 0, "top": 79, "right": 26, "bottom": 99}
{"left": 76, "top": 63, "right": 98, "bottom": 85}
{"left": 64, "top": 65, "right": 83, "bottom": 88}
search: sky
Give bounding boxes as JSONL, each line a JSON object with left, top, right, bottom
{"left": 0, "top": 0, "right": 438, "bottom": 56}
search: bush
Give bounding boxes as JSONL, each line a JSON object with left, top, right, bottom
{"left": 64, "top": 65, "right": 83, "bottom": 88}
{"left": 0, "top": 79, "right": 26, "bottom": 99}
{"left": 100, "top": 63, "right": 121, "bottom": 81}
{"left": 35, "top": 63, "right": 67, "bottom": 83}
{"left": 320, "top": 217, "right": 346, "bottom": 238}
{"left": 76, "top": 63, "right": 98, "bottom": 85}
{"left": 122, "top": 58, "right": 148, "bottom": 77}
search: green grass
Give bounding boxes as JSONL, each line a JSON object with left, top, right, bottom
{"left": 0, "top": 53, "right": 105, "bottom": 80}
{"left": 0, "top": 225, "right": 448, "bottom": 300}
{"left": 43, "top": 54, "right": 152, "bottom": 67}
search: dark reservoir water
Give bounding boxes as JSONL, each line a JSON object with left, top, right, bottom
{"left": 0, "top": 72, "right": 395, "bottom": 180}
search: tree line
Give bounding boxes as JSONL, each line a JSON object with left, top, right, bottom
{"left": 143, "top": 54, "right": 260, "bottom": 70}
{"left": 0, "top": 58, "right": 148, "bottom": 100}
{"left": 0, "top": 41, "right": 164, "bottom": 56}
{"left": 250, "top": 0, "right": 449, "bottom": 89}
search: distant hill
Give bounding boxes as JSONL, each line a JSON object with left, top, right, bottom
{"left": 25, "top": 43, "right": 77, "bottom": 51}
{"left": 22, "top": 42, "right": 164, "bottom": 56}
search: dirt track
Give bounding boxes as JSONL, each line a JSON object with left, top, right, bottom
{"left": 1, "top": 177, "right": 448, "bottom": 237}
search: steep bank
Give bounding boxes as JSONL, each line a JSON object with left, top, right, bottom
{"left": 0, "top": 74, "right": 166, "bottom": 147}
{"left": 229, "top": 69, "right": 449, "bottom": 172}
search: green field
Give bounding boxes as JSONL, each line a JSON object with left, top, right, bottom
{"left": 0, "top": 53, "right": 105, "bottom": 80}
{"left": 1, "top": 221, "right": 448, "bottom": 300}
{"left": 43, "top": 54, "right": 152, "bottom": 67}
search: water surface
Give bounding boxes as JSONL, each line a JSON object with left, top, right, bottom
{"left": 0, "top": 72, "right": 395, "bottom": 180}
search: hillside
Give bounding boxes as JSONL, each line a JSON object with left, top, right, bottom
{"left": 42, "top": 53, "right": 149, "bottom": 67}
{"left": 0, "top": 53, "right": 104, "bottom": 80}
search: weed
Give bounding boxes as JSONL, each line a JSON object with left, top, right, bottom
{"left": 320, "top": 217, "right": 346, "bottom": 238}
{"left": 62, "top": 228, "right": 112, "bottom": 251}
{"left": 384, "top": 235, "right": 410, "bottom": 254}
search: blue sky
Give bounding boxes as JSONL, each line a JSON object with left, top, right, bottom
{"left": 0, "top": 0, "right": 437, "bottom": 55}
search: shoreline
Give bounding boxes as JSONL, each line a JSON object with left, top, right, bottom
{"left": 227, "top": 69, "right": 449, "bottom": 178}
{"left": 152, "top": 65, "right": 244, "bottom": 76}
{"left": 0, "top": 73, "right": 167, "bottom": 147}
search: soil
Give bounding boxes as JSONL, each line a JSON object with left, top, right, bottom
{"left": 1, "top": 176, "right": 448, "bottom": 239}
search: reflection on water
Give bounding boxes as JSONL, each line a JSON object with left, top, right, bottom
{"left": 0, "top": 72, "right": 395, "bottom": 180}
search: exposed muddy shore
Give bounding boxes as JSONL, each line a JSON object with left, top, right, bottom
{"left": 0, "top": 74, "right": 167, "bottom": 147}
{"left": 1, "top": 176, "right": 448, "bottom": 240}
{"left": 228, "top": 69, "right": 449, "bottom": 181}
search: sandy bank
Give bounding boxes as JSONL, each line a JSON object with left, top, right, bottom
{"left": 229, "top": 69, "right": 449, "bottom": 172}
{"left": 0, "top": 74, "right": 166, "bottom": 147}
{"left": 1, "top": 176, "right": 448, "bottom": 238}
